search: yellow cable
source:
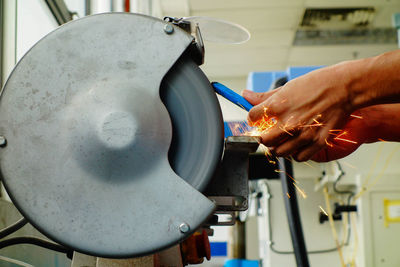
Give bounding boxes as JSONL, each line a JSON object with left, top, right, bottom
{"left": 323, "top": 186, "right": 346, "bottom": 267}
{"left": 341, "top": 200, "right": 348, "bottom": 247}
{"left": 352, "top": 142, "right": 385, "bottom": 200}
{"left": 349, "top": 212, "right": 359, "bottom": 266}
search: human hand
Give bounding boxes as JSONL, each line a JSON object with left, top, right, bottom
{"left": 310, "top": 112, "right": 365, "bottom": 162}
{"left": 313, "top": 104, "right": 400, "bottom": 161}
{"left": 243, "top": 64, "right": 354, "bottom": 161}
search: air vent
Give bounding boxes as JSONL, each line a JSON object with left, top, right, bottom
{"left": 301, "top": 8, "right": 375, "bottom": 28}
{"left": 294, "top": 7, "right": 398, "bottom": 45}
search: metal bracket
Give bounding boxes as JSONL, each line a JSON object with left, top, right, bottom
{"left": 164, "top": 16, "right": 205, "bottom": 65}
{"left": 204, "top": 136, "right": 260, "bottom": 225}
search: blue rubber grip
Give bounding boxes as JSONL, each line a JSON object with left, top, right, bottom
{"left": 211, "top": 82, "right": 254, "bottom": 111}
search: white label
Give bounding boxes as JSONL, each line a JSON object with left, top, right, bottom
{"left": 388, "top": 205, "right": 400, "bottom": 218}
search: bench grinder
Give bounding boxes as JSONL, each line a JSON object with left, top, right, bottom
{"left": 0, "top": 13, "right": 260, "bottom": 259}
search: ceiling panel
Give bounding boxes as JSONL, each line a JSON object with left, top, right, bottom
{"left": 202, "top": 44, "right": 289, "bottom": 76}
{"left": 204, "top": 43, "right": 289, "bottom": 62}
{"left": 191, "top": 8, "right": 304, "bottom": 30}
{"left": 159, "top": 0, "right": 400, "bottom": 90}
{"left": 202, "top": 63, "right": 287, "bottom": 78}
{"left": 305, "top": 0, "right": 400, "bottom": 7}
{"left": 245, "top": 29, "right": 295, "bottom": 47}
{"left": 373, "top": 6, "right": 400, "bottom": 27}
{"left": 189, "top": 0, "right": 304, "bottom": 11}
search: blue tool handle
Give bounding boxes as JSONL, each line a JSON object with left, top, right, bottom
{"left": 211, "top": 82, "right": 254, "bottom": 111}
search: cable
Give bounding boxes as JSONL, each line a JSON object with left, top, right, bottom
{"left": 0, "top": 236, "right": 73, "bottom": 258}
{"left": 332, "top": 161, "right": 355, "bottom": 246}
{"left": 323, "top": 186, "right": 346, "bottom": 267}
{"left": 259, "top": 180, "right": 339, "bottom": 255}
{"left": 333, "top": 161, "right": 355, "bottom": 207}
{"left": 278, "top": 158, "right": 310, "bottom": 267}
{"left": 0, "top": 217, "right": 28, "bottom": 239}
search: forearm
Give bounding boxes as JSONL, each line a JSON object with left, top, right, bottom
{"left": 360, "top": 104, "right": 400, "bottom": 143}
{"left": 341, "top": 50, "right": 400, "bottom": 110}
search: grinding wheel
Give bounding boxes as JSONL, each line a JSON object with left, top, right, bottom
{"left": 0, "top": 13, "right": 223, "bottom": 257}
{"left": 161, "top": 56, "right": 223, "bottom": 191}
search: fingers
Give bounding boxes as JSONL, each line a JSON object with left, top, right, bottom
{"left": 273, "top": 133, "right": 312, "bottom": 157}
{"left": 248, "top": 103, "right": 271, "bottom": 124}
{"left": 242, "top": 88, "right": 279, "bottom": 106}
{"left": 259, "top": 127, "right": 290, "bottom": 147}
{"left": 293, "top": 141, "right": 325, "bottom": 162}
{"left": 270, "top": 126, "right": 330, "bottom": 161}
{"left": 293, "top": 128, "right": 330, "bottom": 161}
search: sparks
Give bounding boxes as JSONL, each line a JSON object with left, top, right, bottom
{"left": 319, "top": 205, "right": 328, "bottom": 216}
{"left": 335, "top": 131, "right": 348, "bottom": 138}
{"left": 325, "top": 138, "right": 334, "bottom": 147}
{"left": 334, "top": 137, "right": 358, "bottom": 144}
{"left": 293, "top": 183, "right": 307, "bottom": 199}
{"left": 302, "top": 161, "right": 316, "bottom": 169}
{"left": 331, "top": 131, "right": 358, "bottom": 144}
{"left": 300, "top": 123, "right": 323, "bottom": 128}
{"left": 274, "top": 169, "right": 298, "bottom": 183}
{"left": 350, "top": 114, "right": 363, "bottom": 119}
{"left": 279, "top": 125, "right": 294, "bottom": 136}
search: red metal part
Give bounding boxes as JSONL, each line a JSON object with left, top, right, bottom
{"left": 180, "top": 230, "right": 211, "bottom": 265}
{"left": 124, "top": 0, "right": 130, "bottom": 12}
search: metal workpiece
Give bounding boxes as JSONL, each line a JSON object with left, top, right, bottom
{"left": 204, "top": 136, "right": 260, "bottom": 225}
{"left": 224, "top": 136, "right": 261, "bottom": 152}
{"left": 0, "top": 13, "right": 217, "bottom": 257}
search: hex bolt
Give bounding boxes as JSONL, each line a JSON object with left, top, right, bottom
{"left": 164, "top": 24, "right": 174, "bottom": 34}
{"left": 179, "top": 222, "right": 190, "bottom": 233}
{"left": 0, "top": 136, "right": 7, "bottom": 147}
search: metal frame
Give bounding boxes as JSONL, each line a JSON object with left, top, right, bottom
{"left": 43, "top": 0, "right": 72, "bottom": 25}
{"left": 204, "top": 136, "right": 260, "bottom": 226}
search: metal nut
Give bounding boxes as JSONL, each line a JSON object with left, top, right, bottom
{"left": 179, "top": 223, "right": 190, "bottom": 233}
{"left": 0, "top": 136, "right": 7, "bottom": 147}
{"left": 163, "top": 24, "right": 174, "bottom": 34}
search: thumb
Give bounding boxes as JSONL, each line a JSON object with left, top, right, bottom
{"left": 242, "top": 88, "right": 279, "bottom": 106}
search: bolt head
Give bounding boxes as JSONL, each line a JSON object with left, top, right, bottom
{"left": 179, "top": 223, "right": 190, "bottom": 233}
{"left": 164, "top": 24, "right": 174, "bottom": 34}
{"left": 0, "top": 136, "right": 7, "bottom": 147}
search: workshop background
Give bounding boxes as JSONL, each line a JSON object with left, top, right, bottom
{"left": 1, "top": 0, "right": 400, "bottom": 267}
